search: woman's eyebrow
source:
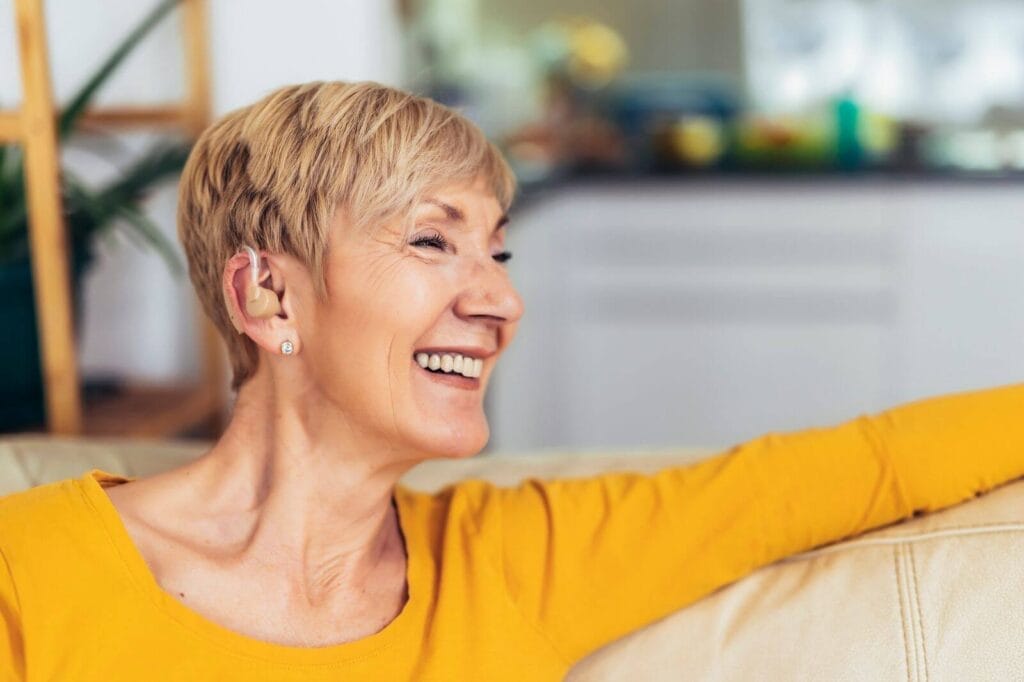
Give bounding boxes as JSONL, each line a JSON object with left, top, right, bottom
{"left": 423, "top": 198, "right": 509, "bottom": 233}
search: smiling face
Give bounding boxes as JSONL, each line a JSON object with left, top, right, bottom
{"left": 297, "top": 175, "right": 524, "bottom": 460}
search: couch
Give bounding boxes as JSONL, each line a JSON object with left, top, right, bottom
{"left": 2, "top": 435, "right": 1022, "bottom": 679}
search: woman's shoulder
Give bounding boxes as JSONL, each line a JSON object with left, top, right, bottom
{"left": 0, "top": 470, "right": 110, "bottom": 555}
{"left": 0, "top": 470, "right": 138, "bottom": 633}
{"left": 0, "top": 472, "right": 81, "bottom": 518}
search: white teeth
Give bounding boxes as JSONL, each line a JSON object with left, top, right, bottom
{"left": 415, "top": 351, "right": 483, "bottom": 378}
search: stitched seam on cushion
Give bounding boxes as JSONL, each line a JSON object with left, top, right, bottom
{"left": 480, "top": 483, "right": 576, "bottom": 669}
{"left": 903, "top": 545, "right": 923, "bottom": 679}
{"left": 909, "top": 545, "right": 930, "bottom": 681}
{"left": 881, "top": 521, "right": 1024, "bottom": 535}
{"left": 894, "top": 546, "right": 912, "bottom": 681}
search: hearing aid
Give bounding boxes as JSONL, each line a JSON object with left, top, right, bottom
{"left": 223, "top": 245, "right": 281, "bottom": 334}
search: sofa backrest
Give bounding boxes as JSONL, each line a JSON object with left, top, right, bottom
{"left": 0, "top": 435, "right": 714, "bottom": 496}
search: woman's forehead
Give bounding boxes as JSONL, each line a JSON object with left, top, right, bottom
{"left": 419, "top": 186, "right": 500, "bottom": 211}
{"left": 417, "top": 176, "right": 508, "bottom": 231}
{"left": 328, "top": 180, "right": 507, "bottom": 246}
{"left": 417, "top": 195, "right": 508, "bottom": 233}
{"left": 421, "top": 173, "right": 502, "bottom": 207}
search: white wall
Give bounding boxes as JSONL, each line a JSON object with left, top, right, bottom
{"left": 1, "top": 0, "right": 403, "bottom": 384}
{"left": 207, "top": 0, "right": 403, "bottom": 116}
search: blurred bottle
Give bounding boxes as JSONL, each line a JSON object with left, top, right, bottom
{"left": 835, "top": 95, "right": 863, "bottom": 170}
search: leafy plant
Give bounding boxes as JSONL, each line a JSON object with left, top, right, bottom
{"left": 0, "top": 0, "right": 190, "bottom": 274}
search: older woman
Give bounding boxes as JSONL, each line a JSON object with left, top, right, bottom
{"left": 1, "top": 81, "right": 1023, "bottom": 680}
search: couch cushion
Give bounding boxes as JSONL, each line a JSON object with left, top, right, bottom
{"left": 0, "top": 436, "right": 208, "bottom": 496}
{"left": 0, "top": 435, "right": 714, "bottom": 495}
{"left": 567, "top": 476, "right": 1024, "bottom": 680}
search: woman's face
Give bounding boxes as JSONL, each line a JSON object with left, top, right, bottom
{"left": 300, "top": 175, "right": 524, "bottom": 460}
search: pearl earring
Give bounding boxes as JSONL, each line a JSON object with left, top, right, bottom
{"left": 280, "top": 340, "right": 295, "bottom": 355}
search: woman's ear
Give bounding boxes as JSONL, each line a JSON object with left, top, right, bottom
{"left": 222, "top": 250, "right": 300, "bottom": 356}
{"left": 222, "top": 250, "right": 284, "bottom": 330}
{"left": 222, "top": 252, "right": 251, "bottom": 334}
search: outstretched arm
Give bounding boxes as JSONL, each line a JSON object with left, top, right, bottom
{"left": 752, "top": 382, "right": 1024, "bottom": 563}
{"left": 487, "top": 382, "right": 1024, "bottom": 663}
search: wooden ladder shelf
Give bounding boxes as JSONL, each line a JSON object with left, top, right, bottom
{"left": 2, "top": 0, "right": 226, "bottom": 438}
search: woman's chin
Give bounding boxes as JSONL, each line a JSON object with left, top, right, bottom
{"left": 414, "top": 422, "right": 490, "bottom": 460}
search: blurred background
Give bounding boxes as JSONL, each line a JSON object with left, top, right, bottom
{"left": 4, "top": 0, "right": 1024, "bottom": 453}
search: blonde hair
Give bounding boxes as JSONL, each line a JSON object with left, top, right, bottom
{"left": 177, "top": 81, "right": 517, "bottom": 391}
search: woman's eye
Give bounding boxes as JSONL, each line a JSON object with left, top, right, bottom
{"left": 411, "top": 234, "right": 449, "bottom": 251}
{"left": 411, "top": 233, "right": 512, "bottom": 264}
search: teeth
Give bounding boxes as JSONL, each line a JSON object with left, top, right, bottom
{"left": 414, "top": 352, "right": 483, "bottom": 378}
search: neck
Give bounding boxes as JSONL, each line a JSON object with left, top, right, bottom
{"left": 180, "top": 369, "right": 419, "bottom": 605}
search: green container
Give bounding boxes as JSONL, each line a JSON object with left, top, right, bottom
{"left": 1, "top": 244, "right": 94, "bottom": 432}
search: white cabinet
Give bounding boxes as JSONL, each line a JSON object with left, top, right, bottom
{"left": 487, "top": 181, "right": 1024, "bottom": 453}
{"left": 890, "top": 186, "right": 1024, "bottom": 398}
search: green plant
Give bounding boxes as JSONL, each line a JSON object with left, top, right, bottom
{"left": 0, "top": 0, "right": 191, "bottom": 274}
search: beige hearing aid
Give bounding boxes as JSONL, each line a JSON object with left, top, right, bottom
{"left": 224, "top": 245, "right": 281, "bottom": 334}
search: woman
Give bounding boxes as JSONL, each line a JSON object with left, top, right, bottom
{"left": 1, "top": 81, "right": 1022, "bottom": 680}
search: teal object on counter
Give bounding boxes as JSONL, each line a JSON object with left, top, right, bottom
{"left": 835, "top": 96, "right": 863, "bottom": 169}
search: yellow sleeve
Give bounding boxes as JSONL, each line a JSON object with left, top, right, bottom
{"left": 0, "top": 547, "right": 25, "bottom": 681}
{"left": 493, "top": 382, "right": 1024, "bottom": 663}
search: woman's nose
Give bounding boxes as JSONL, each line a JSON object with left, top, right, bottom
{"left": 455, "top": 258, "right": 525, "bottom": 325}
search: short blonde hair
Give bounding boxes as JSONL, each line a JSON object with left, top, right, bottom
{"left": 177, "top": 81, "right": 517, "bottom": 391}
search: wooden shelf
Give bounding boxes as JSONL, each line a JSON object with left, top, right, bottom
{"left": 79, "top": 104, "right": 189, "bottom": 129}
{"left": 8, "top": 0, "right": 221, "bottom": 437}
{"left": 0, "top": 105, "right": 192, "bottom": 142}
{"left": 0, "top": 111, "right": 20, "bottom": 142}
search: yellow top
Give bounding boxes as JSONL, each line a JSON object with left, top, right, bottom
{"left": 1, "top": 383, "right": 1023, "bottom": 680}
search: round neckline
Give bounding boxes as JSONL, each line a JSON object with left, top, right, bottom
{"left": 77, "top": 468, "right": 426, "bottom": 666}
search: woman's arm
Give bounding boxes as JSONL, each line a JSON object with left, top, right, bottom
{"left": 751, "top": 382, "right": 1024, "bottom": 564}
{"left": 488, "top": 382, "right": 1024, "bottom": 663}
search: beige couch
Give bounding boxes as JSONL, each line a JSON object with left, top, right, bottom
{"left": 2, "top": 435, "right": 1022, "bottom": 679}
